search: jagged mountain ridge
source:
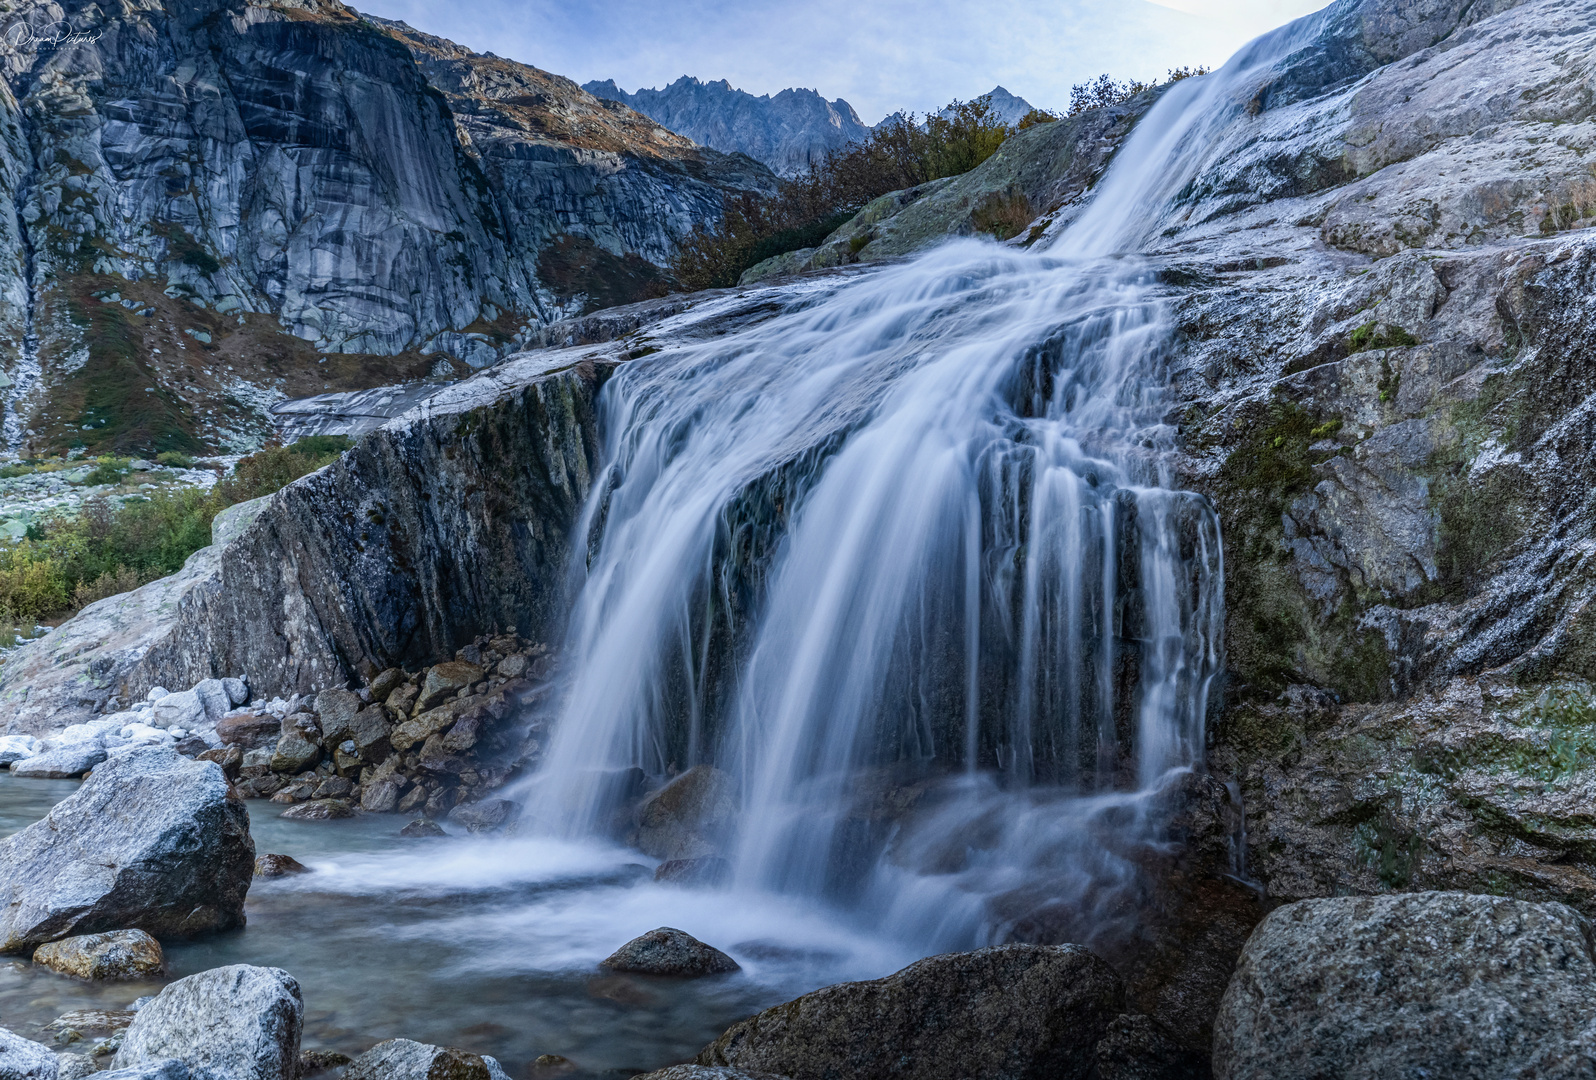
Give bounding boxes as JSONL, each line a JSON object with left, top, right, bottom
{"left": 586, "top": 76, "right": 1038, "bottom": 178}
{"left": 0, "top": 0, "right": 777, "bottom": 455}
{"left": 584, "top": 76, "right": 874, "bottom": 178}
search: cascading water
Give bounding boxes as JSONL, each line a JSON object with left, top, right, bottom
{"left": 522, "top": 9, "right": 1330, "bottom": 951}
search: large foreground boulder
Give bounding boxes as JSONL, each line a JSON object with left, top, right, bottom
{"left": 114, "top": 965, "right": 302, "bottom": 1080}
{"left": 1212, "top": 892, "right": 1596, "bottom": 1080}
{"left": 343, "top": 1039, "right": 510, "bottom": 1080}
{"left": 0, "top": 747, "right": 255, "bottom": 952}
{"left": 697, "top": 944, "right": 1124, "bottom": 1080}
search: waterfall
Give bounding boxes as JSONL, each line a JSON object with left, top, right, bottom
{"left": 521, "top": 9, "right": 1329, "bottom": 949}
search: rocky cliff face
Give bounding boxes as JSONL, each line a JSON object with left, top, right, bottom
{"left": 584, "top": 76, "right": 873, "bottom": 178}
{"left": 0, "top": 0, "right": 775, "bottom": 455}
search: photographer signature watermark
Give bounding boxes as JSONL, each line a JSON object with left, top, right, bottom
{"left": 3, "top": 21, "right": 105, "bottom": 50}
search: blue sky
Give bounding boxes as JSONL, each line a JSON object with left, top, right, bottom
{"left": 357, "top": 0, "right": 1329, "bottom": 124}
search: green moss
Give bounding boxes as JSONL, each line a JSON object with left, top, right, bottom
{"left": 1348, "top": 321, "right": 1419, "bottom": 354}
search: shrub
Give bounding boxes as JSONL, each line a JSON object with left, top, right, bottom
{"left": 82, "top": 456, "right": 132, "bottom": 486}
{"left": 0, "top": 435, "right": 354, "bottom": 625}
{"left": 156, "top": 450, "right": 195, "bottom": 468}
{"left": 972, "top": 189, "right": 1037, "bottom": 241}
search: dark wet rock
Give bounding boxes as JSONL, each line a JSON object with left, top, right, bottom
{"left": 654, "top": 857, "right": 732, "bottom": 887}
{"left": 269, "top": 731, "right": 321, "bottom": 775}
{"left": 197, "top": 746, "right": 244, "bottom": 780}
{"left": 0, "top": 747, "right": 253, "bottom": 952}
{"left": 297, "top": 1049, "right": 352, "bottom": 1075}
{"left": 216, "top": 714, "right": 282, "bottom": 750}
{"left": 397, "top": 785, "right": 429, "bottom": 815}
{"left": 1212, "top": 892, "right": 1596, "bottom": 1080}
{"left": 633, "top": 766, "right": 737, "bottom": 861}
{"left": 313, "top": 690, "right": 364, "bottom": 746}
{"left": 10, "top": 743, "right": 108, "bottom": 779}
{"left": 254, "top": 855, "right": 311, "bottom": 878}
{"left": 441, "top": 715, "right": 481, "bottom": 753}
{"left": 0, "top": 1026, "right": 62, "bottom": 1079}
{"left": 447, "top": 799, "right": 518, "bottom": 833}
{"left": 528, "top": 1054, "right": 577, "bottom": 1075}
{"left": 369, "top": 669, "right": 406, "bottom": 704}
{"left": 278, "top": 800, "right": 355, "bottom": 821}
{"left": 115, "top": 964, "right": 302, "bottom": 1080}
{"left": 418, "top": 662, "right": 486, "bottom": 712}
{"left": 698, "top": 944, "right": 1123, "bottom": 1080}
{"left": 346, "top": 709, "right": 393, "bottom": 763}
{"left": 634, "top": 1069, "right": 791, "bottom": 1080}
{"left": 311, "top": 777, "right": 353, "bottom": 800}
{"left": 1093, "top": 1015, "right": 1207, "bottom": 1080}
{"left": 601, "top": 928, "right": 739, "bottom": 977}
{"left": 400, "top": 819, "right": 447, "bottom": 838}
{"left": 343, "top": 1039, "right": 510, "bottom": 1080}
{"left": 33, "top": 930, "right": 165, "bottom": 980}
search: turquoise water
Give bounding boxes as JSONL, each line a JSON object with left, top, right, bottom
{"left": 0, "top": 773, "right": 913, "bottom": 1077}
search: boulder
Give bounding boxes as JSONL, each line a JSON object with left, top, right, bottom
{"left": 360, "top": 780, "right": 401, "bottom": 813}
{"left": 698, "top": 944, "right": 1125, "bottom": 1080}
{"left": 278, "top": 800, "right": 354, "bottom": 821}
{"left": 416, "top": 661, "right": 485, "bottom": 711}
{"left": 33, "top": 930, "right": 165, "bottom": 980}
{"left": 114, "top": 965, "right": 302, "bottom": 1080}
{"left": 400, "top": 819, "right": 446, "bottom": 837}
{"left": 601, "top": 928, "right": 739, "bottom": 977}
{"left": 222, "top": 678, "right": 249, "bottom": 707}
{"left": 191, "top": 681, "right": 233, "bottom": 723}
{"left": 346, "top": 708, "right": 392, "bottom": 762}
{"left": 152, "top": 691, "right": 206, "bottom": 730}
{"left": 197, "top": 746, "right": 243, "bottom": 780}
{"left": 1212, "top": 892, "right": 1596, "bottom": 1080}
{"left": 447, "top": 799, "right": 517, "bottom": 833}
{"left": 1094, "top": 1015, "right": 1206, "bottom": 1080}
{"left": 655, "top": 857, "right": 732, "bottom": 886}
{"left": 343, "top": 1039, "right": 510, "bottom": 1080}
{"left": 635, "top": 1070, "right": 791, "bottom": 1080}
{"left": 269, "top": 731, "right": 320, "bottom": 774}
{"left": 0, "top": 734, "right": 39, "bottom": 765}
{"left": 312, "top": 690, "right": 363, "bottom": 746}
{"left": 253, "top": 855, "right": 310, "bottom": 878}
{"left": 634, "top": 766, "right": 737, "bottom": 861}
{"left": 369, "top": 668, "right": 405, "bottom": 703}
{"left": 0, "top": 747, "right": 254, "bottom": 951}
{"left": 215, "top": 714, "right": 281, "bottom": 750}
{"left": 0, "top": 1027, "right": 61, "bottom": 1079}
{"left": 10, "top": 743, "right": 107, "bottom": 778}
{"left": 98, "top": 1061, "right": 189, "bottom": 1080}
{"left": 297, "top": 1049, "right": 351, "bottom": 1075}
{"left": 58, "top": 1052, "right": 99, "bottom": 1079}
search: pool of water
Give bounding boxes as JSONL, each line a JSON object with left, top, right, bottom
{"left": 0, "top": 773, "right": 918, "bottom": 1077}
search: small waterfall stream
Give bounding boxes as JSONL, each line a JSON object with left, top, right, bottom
{"left": 521, "top": 12, "right": 1328, "bottom": 951}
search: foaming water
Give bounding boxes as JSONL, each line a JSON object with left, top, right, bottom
{"left": 515, "top": 6, "right": 1330, "bottom": 957}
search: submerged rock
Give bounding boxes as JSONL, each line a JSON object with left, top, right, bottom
{"left": 297, "top": 1049, "right": 352, "bottom": 1075}
{"left": 33, "top": 930, "right": 165, "bottom": 980}
{"left": 0, "top": 1026, "right": 61, "bottom": 1079}
{"left": 0, "top": 747, "right": 254, "bottom": 952}
{"left": 343, "top": 1039, "right": 510, "bottom": 1080}
{"left": 399, "top": 819, "right": 447, "bottom": 838}
{"left": 114, "top": 965, "right": 302, "bottom": 1080}
{"left": 1212, "top": 892, "right": 1596, "bottom": 1080}
{"left": 633, "top": 766, "right": 737, "bottom": 861}
{"left": 697, "top": 944, "right": 1124, "bottom": 1080}
{"left": 253, "top": 855, "right": 311, "bottom": 878}
{"left": 601, "top": 928, "right": 740, "bottom": 977}
{"left": 278, "top": 800, "right": 355, "bottom": 821}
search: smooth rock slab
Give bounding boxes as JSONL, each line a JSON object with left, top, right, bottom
{"left": 343, "top": 1039, "right": 510, "bottom": 1080}
{"left": 602, "top": 928, "right": 740, "bottom": 977}
{"left": 1212, "top": 892, "right": 1596, "bottom": 1080}
{"left": 11, "top": 743, "right": 107, "bottom": 778}
{"left": 33, "top": 930, "right": 165, "bottom": 980}
{"left": 0, "top": 747, "right": 254, "bottom": 952}
{"left": 0, "top": 1027, "right": 61, "bottom": 1079}
{"left": 698, "top": 944, "right": 1125, "bottom": 1080}
{"left": 114, "top": 965, "right": 302, "bottom": 1080}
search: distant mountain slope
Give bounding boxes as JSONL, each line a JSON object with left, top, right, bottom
{"left": 970, "top": 86, "right": 1037, "bottom": 126}
{"left": 585, "top": 76, "right": 873, "bottom": 177}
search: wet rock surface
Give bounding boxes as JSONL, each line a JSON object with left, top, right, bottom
{"left": 343, "top": 1038, "right": 510, "bottom": 1080}
{"left": 698, "top": 944, "right": 1125, "bottom": 1080}
{"left": 32, "top": 931, "right": 165, "bottom": 981}
{"left": 601, "top": 929, "right": 740, "bottom": 978}
{"left": 0, "top": 747, "right": 254, "bottom": 952}
{"left": 253, "top": 856, "right": 310, "bottom": 879}
{"left": 632, "top": 767, "right": 737, "bottom": 861}
{"left": 114, "top": 964, "right": 302, "bottom": 1080}
{"left": 1212, "top": 892, "right": 1596, "bottom": 1080}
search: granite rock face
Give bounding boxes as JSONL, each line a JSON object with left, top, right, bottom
{"left": 0, "top": 1027, "right": 61, "bottom": 1080}
{"left": 1212, "top": 892, "right": 1596, "bottom": 1079}
{"left": 0, "top": 747, "right": 254, "bottom": 951}
{"left": 697, "top": 944, "right": 1125, "bottom": 1080}
{"left": 114, "top": 964, "right": 302, "bottom": 1080}
{"left": 0, "top": 0, "right": 776, "bottom": 455}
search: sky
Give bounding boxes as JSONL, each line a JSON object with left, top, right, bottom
{"left": 356, "top": 0, "right": 1330, "bottom": 124}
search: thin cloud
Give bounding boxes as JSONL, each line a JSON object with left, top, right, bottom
{"left": 356, "top": 0, "right": 1328, "bottom": 123}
